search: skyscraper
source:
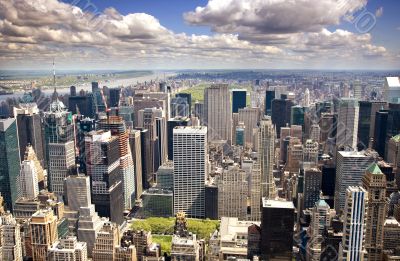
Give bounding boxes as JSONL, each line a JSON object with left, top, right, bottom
{"left": 271, "top": 97, "right": 294, "bottom": 138}
{"left": 109, "top": 88, "right": 121, "bottom": 107}
{"left": 171, "top": 96, "right": 190, "bottom": 117}
{"left": 167, "top": 117, "right": 190, "bottom": 161}
{"left": 19, "top": 159, "right": 39, "bottom": 199}
{"left": 232, "top": 89, "right": 247, "bottom": 113}
{"left": 362, "top": 163, "right": 387, "bottom": 261}
{"left": 257, "top": 117, "right": 277, "bottom": 199}
{"left": 336, "top": 98, "right": 359, "bottom": 150}
{"left": 204, "top": 84, "right": 232, "bottom": 143}
{"left": 334, "top": 151, "right": 374, "bottom": 213}
{"left": 1, "top": 212, "right": 23, "bottom": 261}
{"left": 339, "top": 186, "right": 368, "bottom": 261}
{"left": 173, "top": 126, "right": 207, "bottom": 218}
{"left": 85, "top": 130, "right": 124, "bottom": 224}
{"left": 65, "top": 174, "right": 91, "bottom": 212}
{"left": 14, "top": 103, "right": 44, "bottom": 166}
{"left": 290, "top": 105, "right": 305, "bottom": 127}
{"left": 384, "top": 77, "right": 400, "bottom": 104}
{"left": 92, "top": 222, "right": 120, "bottom": 261}
{"left": 0, "top": 118, "right": 21, "bottom": 211}
{"left": 30, "top": 208, "right": 58, "bottom": 261}
{"left": 48, "top": 236, "right": 88, "bottom": 260}
{"left": 265, "top": 90, "right": 275, "bottom": 116}
{"left": 304, "top": 88, "right": 310, "bottom": 107}
{"left": 129, "top": 129, "right": 143, "bottom": 200}
{"left": 238, "top": 107, "right": 260, "bottom": 148}
{"left": 303, "top": 167, "right": 322, "bottom": 209}
{"left": 176, "top": 93, "right": 192, "bottom": 115}
{"left": 261, "top": 199, "right": 295, "bottom": 260}
{"left": 374, "top": 109, "right": 388, "bottom": 157}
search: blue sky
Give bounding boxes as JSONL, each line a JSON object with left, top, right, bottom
{"left": 1, "top": 0, "right": 399, "bottom": 70}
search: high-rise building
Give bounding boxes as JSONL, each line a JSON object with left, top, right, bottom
{"left": 304, "top": 88, "right": 310, "bottom": 107}
{"left": 339, "top": 186, "right": 368, "bottom": 261}
{"left": 306, "top": 200, "right": 331, "bottom": 261}
{"left": 0, "top": 118, "right": 21, "bottom": 211}
{"left": 23, "top": 145, "right": 46, "bottom": 190}
{"left": 374, "top": 109, "right": 388, "bottom": 157}
{"left": 68, "top": 95, "right": 95, "bottom": 118}
{"left": 309, "top": 124, "right": 320, "bottom": 143}
{"left": 271, "top": 97, "right": 294, "bottom": 138}
{"left": 85, "top": 130, "right": 124, "bottom": 224}
{"left": 176, "top": 93, "right": 192, "bottom": 115}
{"left": 129, "top": 129, "right": 143, "bottom": 200}
{"left": 14, "top": 103, "right": 44, "bottom": 166}
{"left": 235, "top": 122, "right": 245, "bottom": 146}
{"left": 171, "top": 97, "right": 190, "bottom": 118}
{"left": 98, "top": 116, "right": 135, "bottom": 210}
{"left": 70, "top": 85, "right": 77, "bottom": 96}
{"left": 173, "top": 126, "right": 207, "bottom": 218}
{"left": 357, "top": 101, "right": 387, "bottom": 150}
{"left": 291, "top": 105, "right": 305, "bottom": 127}
{"left": 238, "top": 107, "right": 260, "bottom": 148}
{"left": 65, "top": 174, "right": 91, "bottom": 212}
{"left": 232, "top": 89, "right": 247, "bottom": 113}
{"left": 336, "top": 98, "right": 359, "bottom": 150}
{"left": 353, "top": 80, "right": 362, "bottom": 100}
{"left": 261, "top": 199, "right": 295, "bottom": 260}
{"left": 385, "top": 103, "right": 400, "bottom": 158}
{"left": 387, "top": 134, "right": 400, "bottom": 167}
{"left": 194, "top": 101, "right": 204, "bottom": 125}
{"left": 77, "top": 205, "right": 104, "bottom": 258}
{"left": 19, "top": 159, "right": 39, "bottom": 199}
{"left": 383, "top": 218, "right": 400, "bottom": 251}
{"left": 217, "top": 165, "right": 247, "bottom": 220}
{"left": 167, "top": 117, "right": 190, "bottom": 161}
{"left": 249, "top": 157, "right": 262, "bottom": 221}
{"left": 30, "top": 208, "right": 58, "bottom": 261}
{"left": 1, "top": 212, "right": 23, "bottom": 261}
{"left": 384, "top": 77, "right": 400, "bottom": 104}
{"left": 303, "top": 139, "right": 319, "bottom": 164}
{"left": 265, "top": 90, "right": 275, "bottom": 116}
{"left": 257, "top": 117, "right": 277, "bottom": 199}
{"left": 109, "top": 88, "right": 121, "bottom": 107}
{"left": 303, "top": 168, "right": 322, "bottom": 209}
{"left": 204, "top": 84, "right": 232, "bottom": 143}
{"left": 362, "top": 163, "right": 387, "bottom": 261}
{"left": 334, "top": 151, "right": 374, "bottom": 213}
{"left": 92, "top": 222, "right": 120, "bottom": 261}
{"left": 48, "top": 236, "right": 88, "bottom": 261}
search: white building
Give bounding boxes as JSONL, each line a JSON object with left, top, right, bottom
{"left": 65, "top": 175, "right": 91, "bottom": 212}
{"left": 1, "top": 212, "right": 23, "bottom": 261}
{"left": 339, "top": 186, "right": 368, "bottom": 261}
{"left": 334, "top": 151, "right": 374, "bottom": 213}
{"left": 336, "top": 98, "right": 359, "bottom": 150}
{"left": 173, "top": 126, "right": 207, "bottom": 218}
{"left": 19, "top": 160, "right": 39, "bottom": 199}
{"left": 384, "top": 77, "right": 400, "bottom": 104}
{"left": 204, "top": 84, "right": 232, "bottom": 143}
{"left": 48, "top": 236, "right": 88, "bottom": 261}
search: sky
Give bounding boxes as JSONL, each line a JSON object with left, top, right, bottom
{"left": 0, "top": 0, "right": 399, "bottom": 70}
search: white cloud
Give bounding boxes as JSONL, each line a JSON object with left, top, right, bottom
{"left": 0, "top": 0, "right": 396, "bottom": 69}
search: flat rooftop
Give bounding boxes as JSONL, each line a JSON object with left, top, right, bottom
{"left": 262, "top": 198, "right": 295, "bottom": 209}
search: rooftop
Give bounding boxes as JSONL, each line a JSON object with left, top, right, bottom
{"left": 262, "top": 198, "right": 295, "bottom": 209}
{"left": 367, "top": 163, "right": 383, "bottom": 175}
{"left": 386, "top": 77, "right": 400, "bottom": 88}
{"left": 173, "top": 126, "right": 207, "bottom": 134}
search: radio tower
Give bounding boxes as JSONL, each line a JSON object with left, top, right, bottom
{"left": 53, "top": 58, "right": 56, "bottom": 87}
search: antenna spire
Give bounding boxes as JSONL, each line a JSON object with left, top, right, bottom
{"left": 53, "top": 57, "right": 56, "bottom": 87}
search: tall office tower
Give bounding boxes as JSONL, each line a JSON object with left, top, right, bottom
{"left": 217, "top": 165, "right": 248, "bottom": 220}
{"left": 92, "top": 81, "right": 99, "bottom": 92}
{"left": 138, "top": 128, "right": 152, "bottom": 189}
{"left": 385, "top": 103, "right": 400, "bottom": 157}
{"left": 91, "top": 83, "right": 106, "bottom": 113}
{"left": 291, "top": 125, "right": 302, "bottom": 140}
{"left": 204, "top": 84, "right": 232, "bottom": 143}
{"left": 48, "top": 236, "right": 88, "bottom": 260}
{"left": 0, "top": 118, "right": 21, "bottom": 211}
{"left": 387, "top": 135, "right": 400, "bottom": 167}
{"left": 339, "top": 186, "right": 368, "bottom": 261}
{"left": 374, "top": 109, "right": 388, "bottom": 157}
{"left": 43, "top": 100, "right": 75, "bottom": 195}
{"left": 290, "top": 105, "right": 305, "bottom": 127}
{"left": 48, "top": 141, "right": 75, "bottom": 196}
{"left": 75, "top": 116, "right": 95, "bottom": 174}
{"left": 155, "top": 116, "right": 168, "bottom": 167}
{"left": 85, "top": 130, "right": 124, "bottom": 224}
{"left": 92, "top": 222, "right": 120, "bottom": 261}
{"left": 303, "top": 167, "right": 322, "bottom": 209}
{"left": 173, "top": 127, "right": 207, "bottom": 218}
{"left": 304, "top": 88, "right": 310, "bottom": 107}
{"left": 129, "top": 129, "right": 143, "bottom": 200}
{"left": 336, "top": 98, "right": 359, "bottom": 150}
{"left": 70, "top": 85, "right": 77, "bottom": 96}
{"left": 238, "top": 107, "right": 260, "bottom": 148}
{"left": 232, "top": 89, "right": 247, "bottom": 113}
{"left": 133, "top": 96, "right": 167, "bottom": 127}
{"left": 65, "top": 174, "right": 91, "bottom": 212}
{"left": 261, "top": 199, "right": 295, "bottom": 260}
{"left": 265, "top": 90, "right": 275, "bottom": 116}
{"left": 286, "top": 137, "right": 303, "bottom": 172}
{"left": 280, "top": 127, "right": 291, "bottom": 162}
{"left": 69, "top": 95, "right": 95, "bottom": 118}
{"left": 249, "top": 157, "right": 262, "bottom": 221}
{"left": 362, "top": 163, "right": 387, "bottom": 261}
{"left": 257, "top": 117, "right": 277, "bottom": 199}
{"left": 334, "top": 151, "right": 374, "bottom": 213}
{"left": 194, "top": 101, "right": 204, "bottom": 125}
{"left": 303, "top": 139, "right": 319, "bottom": 164}
{"left": 109, "top": 88, "right": 121, "bottom": 107}
{"left": 176, "top": 93, "right": 192, "bottom": 115}
{"left": 14, "top": 103, "right": 44, "bottom": 165}
{"left": 205, "top": 182, "right": 218, "bottom": 220}
{"left": 98, "top": 116, "right": 135, "bottom": 210}
{"left": 19, "top": 159, "right": 39, "bottom": 199}
{"left": 358, "top": 101, "right": 388, "bottom": 150}
{"left": 77, "top": 205, "right": 104, "bottom": 258}
{"left": 271, "top": 97, "right": 294, "bottom": 138}
{"left": 171, "top": 97, "right": 190, "bottom": 117}
{"left": 384, "top": 77, "right": 400, "bottom": 103}
{"left": 167, "top": 117, "right": 190, "bottom": 161}
{"left": 235, "top": 122, "right": 245, "bottom": 146}
{"left": 1, "top": 212, "right": 23, "bottom": 261}
{"left": 119, "top": 106, "right": 134, "bottom": 128}
{"left": 306, "top": 200, "right": 331, "bottom": 261}
{"left": 319, "top": 112, "right": 335, "bottom": 144}
{"left": 383, "top": 218, "right": 400, "bottom": 251}
{"left": 30, "top": 208, "right": 58, "bottom": 261}
{"left": 353, "top": 80, "right": 362, "bottom": 100}
{"left": 310, "top": 124, "right": 320, "bottom": 142}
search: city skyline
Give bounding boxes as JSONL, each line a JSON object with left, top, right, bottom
{"left": 1, "top": 0, "right": 400, "bottom": 70}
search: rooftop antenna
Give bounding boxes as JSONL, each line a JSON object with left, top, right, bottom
{"left": 53, "top": 57, "right": 56, "bottom": 87}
